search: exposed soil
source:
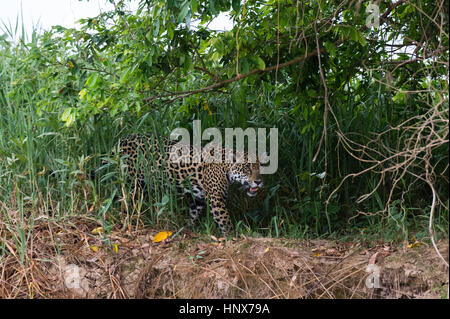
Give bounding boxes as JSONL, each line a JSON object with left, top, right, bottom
{"left": 0, "top": 216, "right": 448, "bottom": 299}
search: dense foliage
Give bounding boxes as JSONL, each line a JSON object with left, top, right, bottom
{"left": 0, "top": 0, "right": 448, "bottom": 241}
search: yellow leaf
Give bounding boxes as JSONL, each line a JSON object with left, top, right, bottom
{"left": 313, "top": 252, "right": 322, "bottom": 257}
{"left": 407, "top": 241, "right": 422, "bottom": 249}
{"left": 264, "top": 247, "right": 270, "bottom": 253}
{"left": 91, "top": 227, "right": 104, "bottom": 234}
{"left": 153, "top": 231, "right": 173, "bottom": 243}
{"left": 203, "top": 102, "right": 213, "bottom": 116}
{"left": 112, "top": 244, "right": 119, "bottom": 254}
{"left": 173, "top": 265, "right": 177, "bottom": 271}
{"left": 90, "top": 246, "right": 99, "bottom": 252}
{"left": 78, "top": 88, "right": 87, "bottom": 99}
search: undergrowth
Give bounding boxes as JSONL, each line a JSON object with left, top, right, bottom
{"left": 0, "top": 2, "right": 448, "bottom": 255}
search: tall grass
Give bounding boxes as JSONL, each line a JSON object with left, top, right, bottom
{"left": 0, "top": 20, "right": 448, "bottom": 250}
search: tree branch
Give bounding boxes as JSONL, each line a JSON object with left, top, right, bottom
{"left": 143, "top": 0, "right": 407, "bottom": 105}
{"left": 190, "top": 39, "right": 220, "bottom": 81}
{"left": 143, "top": 46, "right": 330, "bottom": 104}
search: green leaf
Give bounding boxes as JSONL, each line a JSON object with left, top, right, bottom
{"left": 209, "top": 0, "right": 217, "bottom": 15}
{"left": 307, "top": 89, "right": 316, "bottom": 97}
{"left": 145, "top": 30, "right": 153, "bottom": 42}
{"left": 241, "top": 58, "right": 249, "bottom": 73}
{"left": 120, "top": 67, "right": 132, "bottom": 84}
{"left": 61, "top": 108, "right": 76, "bottom": 127}
{"left": 191, "top": 0, "right": 198, "bottom": 13}
{"left": 168, "top": 23, "right": 174, "bottom": 40}
{"left": 324, "top": 41, "right": 336, "bottom": 58}
{"left": 350, "top": 29, "right": 366, "bottom": 46}
{"left": 178, "top": 1, "right": 190, "bottom": 23}
{"left": 154, "top": 194, "right": 169, "bottom": 207}
{"left": 153, "top": 19, "right": 160, "bottom": 37}
{"left": 183, "top": 55, "right": 193, "bottom": 72}
{"left": 255, "top": 56, "right": 266, "bottom": 70}
{"left": 211, "top": 51, "right": 222, "bottom": 62}
{"left": 147, "top": 53, "right": 153, "bottom": 67}
{"left": 85, "top": 74, "right": 99, "bottom": 88}
{"left": 301, "top": 124, "right": 310, "bottom": 134}
{"left": 232, "top": 0, "right": 241, "bottom": 12}
{"left": 226, "top": 65, "right": 235, "bottom": 78}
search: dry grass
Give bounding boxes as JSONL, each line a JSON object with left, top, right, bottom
{"left": 0, "top": 209, "right": 448, "bottom": 299}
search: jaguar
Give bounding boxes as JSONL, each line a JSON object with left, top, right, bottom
{"left": 116, "top": 133, "right": 263, "bottom": 236}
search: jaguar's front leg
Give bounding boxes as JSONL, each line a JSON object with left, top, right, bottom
{"left": 202, "top": 168, "right": 233, "bottom": 237}
{"left": 208, "top": 194, "right": 234, "bottom": 237}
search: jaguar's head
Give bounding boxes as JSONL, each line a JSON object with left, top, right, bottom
{"left": 228, "top": 157, "right": 263, "bottom": 197}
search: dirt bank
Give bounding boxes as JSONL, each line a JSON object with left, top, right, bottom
{"left": 0, "top": 216, "right": 448, "bottom": 298}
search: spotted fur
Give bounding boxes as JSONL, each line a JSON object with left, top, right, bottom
{"left": 117, "top": 133, "right": 263, "bottom": 236}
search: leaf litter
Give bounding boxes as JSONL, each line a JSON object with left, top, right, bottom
{"left": 0, "top": 216, "right": 448, "bottom": 299}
